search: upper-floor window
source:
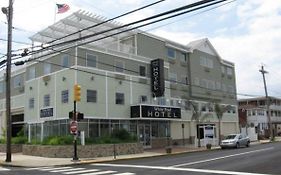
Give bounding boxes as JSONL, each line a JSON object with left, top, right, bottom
{"left": 216, "top": 81, "right": 221, "bottom": 90}
{"left": 221, "top": 66, "right": 225, "bottom": 74}
{"left": 139, "top": 95, "right": 147, "bottom": 103}
{"left": 28, "top": 66, "right": 35, "bottom": 80}
{"left": 29, "top": 98, "right": 35, "bottom": 109}
{"left": 61, "top": 90, "right": 69, "bottom": 103}
{"left": 116, "top": 92, "right": 125, "bottom": 105}
{"left": 44, "top": 63, "right": 51, "bottom": 75}
{"left": 167, "top": 48, "right": 175, "bottom": 59}
{"left": 86, "top": 54, "right": 97, "bottom": 68}
{"left": 139, "top": 65, "right": 146, "bottom": 77}
{"left": 44, "top": 94, "right": 50, "bottom": 107}
{"left": 87, "top": 90, "right": 97, "bottom": 103}
{"left": 169, "top": 72, "right": 177, "bottom": 83}
{"left": 0, "top": 82, "right": 4, "bottom": 93}
{"left": 181, "top": 76, "right": 188, "bottom": 85}
{"left": 180, "top": 52, "right": 187, "bottom": 62}
{"left": 115, "top": 61, "right": 124, "bottom": 73}
{"left": 61, "top": 55, "right": 70, "bottom": 68}
{"left": 200, "top": 56, "right": 213, "bottom": 68}
{"left": 226, "top": 67, "right": 233, "bottom": 76}
{"left": 13, "top": 75, "right": 22, "bottom": 88}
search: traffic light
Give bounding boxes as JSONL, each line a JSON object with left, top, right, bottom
{"left": 73, "top": 84, "right": 81, "bottom": 102}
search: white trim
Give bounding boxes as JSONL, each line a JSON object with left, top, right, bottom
{"left": 130, "top": 76, "right": 133, "bottom": 104}
{"left": 105, "top": 72, "right": 108, "bottom": 118}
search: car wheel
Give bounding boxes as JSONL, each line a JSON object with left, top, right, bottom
{"left": 236, "top": 142, "right": 240, "bottom": 148}
{"left": 246, "top": 141, "right": 250, "bottom": 147}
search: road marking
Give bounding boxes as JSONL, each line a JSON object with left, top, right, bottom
{"left": 172, "top": 147, "right": 274, "bottom": 167}
{"left": 25, "top": 167, "right": 51, "bottom": 170}
{"left": 63, "top": 169, "right": 100, "bottom": 174}
{"left": 0, "top": 167, "right": 10, "bottom": 171}
{"left": 80, "top": 170, "right": 116, "bottom": 175}
{"left": 50, "top": 167, "right": 86, "bottom": 172}
{"left": 40, "top": 167, "right": 74, "bottom": 171}
{"left": 94, "top": 163, "right": 272, "bottom": 175}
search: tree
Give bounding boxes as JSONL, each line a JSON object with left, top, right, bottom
{"left": 190, "top": 101, "right": 213, "bottom": 147}
{"left": 214, "top": 103, "right": 231, "bottom": 144}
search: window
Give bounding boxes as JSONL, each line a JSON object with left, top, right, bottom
{"left": 200, "top": 56, "right": 213, "bottom": 68}
{"left": 44, "top": 63, "right": 51, "bottom": 75}
{"left": 87, "top": 90, "right": 97, "bottom": 103}
{"left": 13, "top": 75, "right": 22, "bottom": 88}
{"left": 226, "top": 67, "right": 233, "bottom": 76}
{"left": 169, "top": 72, "right": 177, "bottom": 83}
{"left": 0, "top": 82, "right": 4, "bottom": 93}
{"left": 139, "top": 95, "right": 147, "bottom": 103}
{"left": 61, "top": 90, "right": 69, "bottom": 103}
{"left": 115, "top": 61, "right": 124, "bottom": 73}
{"left": 28, "top": 66, "right": 35, "bottom": 80}
{"left": 167, "top": 48, "right": 175, "bottom": 58}
{"left": 194, "top": 77, "right": 200, "bottom": 86}
{"left": 216, "top": 82, "right": 221, "bottom": 90}
{"left": 207, "top": 80, "right": 215, "bottom": 90}
{"left": 158, "top": 97, "right": 166, "bottom": 105}
{"left": 181, "top": 76, "right": 188, "bottom": 84}
{"left": 44, "top": 94, "right": 50, "bottom": 107}
{"left": 139, "top": 65, "right": 146, "bottom": 76}
{"left": 180, "top": 52, "right": 187, "bottom": 62}
{"left": 116, "top": 93, "right": 124, "bottom": 105}
{"left": 29, "top": 98, "right": 34, "bottom": 109}
{"left": 221, "top": 66, "right": 225, "bottom": 74}
{"left": 61, "top": 55, "right": 69, "bottom": 68}
{"left": 86, "top": 54, "right": 97, "bottom": 68}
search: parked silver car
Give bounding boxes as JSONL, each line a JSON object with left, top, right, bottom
{"left": 220, "top": 134, "right": 250, "bottom": 149}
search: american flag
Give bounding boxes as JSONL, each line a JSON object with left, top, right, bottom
{"left": 56, "top": 4, "right": 70, "bottom": 14}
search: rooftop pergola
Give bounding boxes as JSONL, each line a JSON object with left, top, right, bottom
{"left": 29, "top": 10, "right": 136, "bottom": 50}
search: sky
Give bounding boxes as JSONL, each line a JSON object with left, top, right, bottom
{"left": 0, "top": 0, "right": 281, "bottom": 99}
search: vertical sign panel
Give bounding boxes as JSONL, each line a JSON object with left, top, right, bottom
{"left": 151, "top": 59, "right": 164, "bottom": 97}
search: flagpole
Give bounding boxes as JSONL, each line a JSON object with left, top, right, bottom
{"left": 54, "top": 4, "right": 57, "bottom": 23}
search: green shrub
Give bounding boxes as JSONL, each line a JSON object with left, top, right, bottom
{"left": 42, "top": 135, "right": 73, "bottom": 145}
{"left": 0, "top": 138, "right": 5, "bottom": 144}
{"left": 11, "top": 136, "right": 27, "bottom": 144}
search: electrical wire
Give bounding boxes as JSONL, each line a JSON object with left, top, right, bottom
{"left": 15, "top": 0, "right": 224, "bottom": 58}
{"left": 11, "top": 0, "right": 167, "bottom": 53}
{"left": 14, "top": 0, "right": 228, "bottom": 62}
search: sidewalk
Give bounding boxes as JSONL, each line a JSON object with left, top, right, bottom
{"left": 0, "top": 138, "right": 278, "bottom": 167}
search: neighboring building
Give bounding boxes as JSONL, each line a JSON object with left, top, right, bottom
{"left": 0, "top": 11, "right": 238, "bottom": 148}
{"left": 238, "top": 96, "right": 281, "bottom": 137}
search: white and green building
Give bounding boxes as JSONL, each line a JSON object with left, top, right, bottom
{"left": 0, "top": 11, "right": 239, "bottom": 148}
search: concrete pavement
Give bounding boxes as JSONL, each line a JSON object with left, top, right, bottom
{"left": 0, "top": 138, "right": 277, "bottom": 168}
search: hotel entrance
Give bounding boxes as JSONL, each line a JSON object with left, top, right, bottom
{"left": 139, "top": 124, "right": 151, "bottom": 148}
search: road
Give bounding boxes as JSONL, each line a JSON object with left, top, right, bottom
{"left": 1, "top": 142, "right": 281, "bottom": 175}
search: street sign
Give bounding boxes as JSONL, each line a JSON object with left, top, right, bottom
{"left": 70, "top": 121, "right": 78, "bottom": 134}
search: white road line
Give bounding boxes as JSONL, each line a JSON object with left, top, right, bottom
{"left": 40, "top": 167, "right": 74, "bottom": 171}
{"left": 93, "top": 163, "right": 272, "bottom": 175}
{"left": 172, "top": 147, "right": 274, "bottom": 167}
{"left": 25, "top": 167, "right": 51, "bottom": 170}
{"left": 80, "top": 170, "right": 116, "bottom": 175}
{"left": 0, "top": 167, "right": 10, "bottom": 171}
{"left": 50, "top": 168, "right": 86, "bottom": 172}
{"left": 63, "top": 169, "right": 100, "bottom": 174}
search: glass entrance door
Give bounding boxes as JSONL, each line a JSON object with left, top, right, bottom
{"left": 139, "top": 124, "right": 151, "bottom": 148}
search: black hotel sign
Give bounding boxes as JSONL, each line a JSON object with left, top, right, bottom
{"left": 151, "top": 59, "right": 164, "bottom": 97}
{"left": 131, "top": 105, "right": 181, "bottom": 119}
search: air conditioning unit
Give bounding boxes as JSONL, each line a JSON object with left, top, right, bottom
{"left": 43, "top": 75, "right": 51, "bottom": 82}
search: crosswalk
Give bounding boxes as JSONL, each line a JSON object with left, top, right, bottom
{"left": 25, "top": 166, "right": 135, "bottom": 175}
{"left": 0, "top": 167, "right": 10, "bottom": 171}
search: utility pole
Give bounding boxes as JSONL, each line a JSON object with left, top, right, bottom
{"left": 259, "top": 65, "right": 274, "bottom": 141}
{"left": 2, "top": 0, "right": 13, "bottom": 162}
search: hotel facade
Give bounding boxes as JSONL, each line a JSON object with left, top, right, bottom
{"left": 0, "top": 11, "right": 238, "bottom": 148}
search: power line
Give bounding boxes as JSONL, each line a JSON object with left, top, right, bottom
{"left": 11, "top": 0, "right": 167, "bottom": 53}
{"left": 14, "top": 0, "right": 229, "bottom": 62}
{"left": 15, "top": 0, "right": 225, "bottom": 58}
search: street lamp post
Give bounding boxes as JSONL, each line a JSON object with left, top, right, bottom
{"left": 2, "top": 0, "right": 13, "bottom": 163}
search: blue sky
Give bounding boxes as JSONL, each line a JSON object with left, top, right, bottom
{"left": 0, "top": 0, "right": 281, "bottom": 99}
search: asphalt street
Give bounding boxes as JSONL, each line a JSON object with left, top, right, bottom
{"left": 1, "top": 142, "right": 281, "bottom": 175}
